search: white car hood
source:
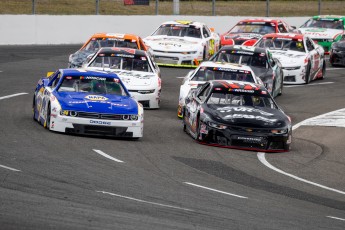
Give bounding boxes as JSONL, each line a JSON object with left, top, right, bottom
{"left": 144, "top": 35, "right": 201, "bottom": 52}
{"left": 299, "top": 28, "right": 342, "bottom": 39}
{"left": 269, "top": 50, "right": 306, "bottom": 66}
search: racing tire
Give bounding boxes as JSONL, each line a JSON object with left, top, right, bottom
{"left": 32, "top": 96, "right": 37, "bottom": 121}
{"left": 45, "top": 104, "right": 51, "bottom": 130}
{"left": 305, "top": 63, "right": 311, "bottom": 84}
{"left": 319, "top": 61, "right": 326, "bottom": 80}
{"left": 202, "top": 47, "right": 206, "bottom": 61}
{"left": 194, "top": 115, "right": 201, "bottom": 141}
{"left": 278, "top": 71, "right": 284, "bottom": 96}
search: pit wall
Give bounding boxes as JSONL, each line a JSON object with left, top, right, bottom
{"left": 0, "top": 15, "right": 309, "bottom": 45}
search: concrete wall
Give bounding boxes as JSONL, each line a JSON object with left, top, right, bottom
{"left": 0, "top": 15, "right": 309, "bottom": 45}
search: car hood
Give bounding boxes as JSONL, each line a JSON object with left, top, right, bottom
{"left": 144, "top": 36, "right": 202, "bottom": 52}
{"left": 269, "top": 50, "right": 306, "bottom": 66}
{"left": 55, "top": 92, "right": 138, "bottom": 114}
{"left": 223, "top": 33, "right": 262, "bottom": 40}
{"left": 299, "top": 28, "right": 342, "bottom": 39}
{"left": 333, "top": 41, "right": 345, "bottom": 49}
{"left": 204, "top": 105, "right": 288, "bottom": 129}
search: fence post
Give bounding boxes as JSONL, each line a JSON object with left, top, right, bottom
{"left": 96, "top": 0, "right": 99, "bottom": 15}
{"left": 156, "top": 0, "right": 158, "bottom": 15}
{"left": 212, "top": 0, "right": 215, "bottom": 16}
{"left": 318, "top": 0, "right": 321, "bottom": 15}
{"left": 266, "top": 0, "right": 270, "bottom": 17}
{"left": 173, "top": 0, "right": 179, "bottom": 15}
{"left": 32, "top": 0, "right": 35, "bottom": 15}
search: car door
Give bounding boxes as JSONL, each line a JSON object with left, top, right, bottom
{"left": 306, "top": 37, "right": 321, "bottom": 75}
{"left": 202, "top": 26, "right": 215, "bottom": 58}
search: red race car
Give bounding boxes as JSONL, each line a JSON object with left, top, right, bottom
{"left": 220, "top": 18, "right": 296, "bottom": 47}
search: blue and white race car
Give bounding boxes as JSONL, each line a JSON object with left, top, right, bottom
{"left": 33, "top": 69, "right": 143, "bottom": 138}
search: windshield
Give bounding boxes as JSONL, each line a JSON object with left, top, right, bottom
{"left": 213, "top": 51, "right": 268, "bottom": 68}
{"left": 152, "top": 24, "right": 202, "bottom": 38}
{"left": 256, "top": 37, "right": 305, "bottom": 52}
{"left": 192, "top": 66, "right": 255, "bottom": 82}
{"left": 207, "top": 92, "right": 277, "bottom": 109}
{"left": 230, "top": 22, "right": 276, "bottom": 35}
{"left": 57, "top": 76, "right": 128, "bottom": 96}
{"left": 88, "top": 54, "right": 152, "bottom": 72}
{"left": 301, "top": 18, "right": 343, "bottom": 30}
{"left": 82, "top": 38, "right": 139, "bottom": 52}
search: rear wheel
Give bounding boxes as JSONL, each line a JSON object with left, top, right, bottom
{"left": 32, "top": 96, "right": 37, "bottom": 121}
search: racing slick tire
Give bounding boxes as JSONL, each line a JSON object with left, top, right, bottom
{"left": 32, "top": 96, "right": 37, "bottom": 121}
{"left": 202, "top": 47, "right": 207, "bottom": 61}
{"left": 44, "top": 103, "right": 51, "bottom": 130}
{"left": 278, "top": 71, "right": 284, "bottom": 96}
{"left": 194, "top": 115, "right": 201, "bottom": 141}
{"left": 319, "top": 60, "right": 326, "bottom": 80}
{"left": 305, "top": 63, "right": 311, "bottom": 84}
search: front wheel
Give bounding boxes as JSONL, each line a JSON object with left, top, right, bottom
{"left": 44, "top": 104, "right": 51, "bottom": 130}
{"left": 305, "top": 63, "right": 311, "bottom": 84}
{"left": 278, "top": 71, "right": 284, "bottom": 96}
{"left": 319, "top": 60, "right": 326, "bottom": 80}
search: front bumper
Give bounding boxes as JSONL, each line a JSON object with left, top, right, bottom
{"left": 198, "top": 122, "right": 291, "bottom": 152}
{"left": 129, "top": 89, "right": 161, "bottom": 109}
{"left": 330, "top": 50, "right": 345, "bottom": 66}
{"left": 282, "top": 66, "right": 306, "bottom": 84}
{"left": 50, "top": 113, "right": 143, "bottom": 138}
{"left": 152, "top": 51, "right": 202, "bottom": 68}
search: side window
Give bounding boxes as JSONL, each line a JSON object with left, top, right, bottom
{"left": 203, "top": 26, "right": 211, "bottom": 38}
{"left": 197, "top": 83, "right": 211, "bottom": 101}
{"left": 306, "top": 38, "right": 314, "bottom": 51}
{"left": 51, "top": 73, "right": 62, "bottom": 88}
{"left": 48, "top": 71, "right": 61, "bottom": 88}
{"left": 278, "top": 23, "right": 288, "bottom": 33}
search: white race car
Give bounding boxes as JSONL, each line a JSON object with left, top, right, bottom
{"left": 143, "top": 20, "right": 220, "bottom": 67}
{"left": 84, "top": 47, "right": 161, "bottom": 109}
{"left": 255, "top": 33, "right": 326, "bottom": 84}
{"left": 177, "top": 61, "right": 263, "bottom": 117}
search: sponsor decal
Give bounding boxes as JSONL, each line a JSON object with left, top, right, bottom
{"left": 85, "top": 95, "right": 109, "bottom": 101}
{"left": 231, "top": 89, "right": 255, "bottom": 93}
{"left": 217, "top": 107, "right": 274, "bottom": 116}
{"left": 90, "top": 120, "right": 111, "bottom": 125}
{"left": 224, "top": 114, "right": 277, "bottom": 123}
{"left": 84, "top": 76, "right": 106, "bottom": 81}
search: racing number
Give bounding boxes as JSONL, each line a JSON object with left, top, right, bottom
{"left": 209, "top": 39, "right": 215, "bottom": 56}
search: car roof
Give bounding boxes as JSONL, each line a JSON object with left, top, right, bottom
{"left": 89, "top": 33, "right": 141, "bottom": 40}
{"left": 199, "top": 61, "right": 254, "bottom": 72}
{"left": 239, "top": 18, "right": 283, "bottom": 24}
{"left": 96, "top": 47, "right": 147, "bottom": 57}
{"left": 313, "top": 15, "right": 345, "bottom": 20}
{"left": 210, "top": 80, "right": 267, "bottom": 91}
{"left": 262, "top": 33, "right": 305, "bottom": 40}
{"left": 60, "top": 69, "right": 120, "bottom": 79}
{"left": 161, "top": 20, "right": 205, "bottom": 27}
{"left": 217, "top": 45, "right": 267, "bottom": 54}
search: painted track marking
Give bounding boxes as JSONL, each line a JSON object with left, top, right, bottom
{"left": 97, "top": 190, "right": 194, "bottom": 212}
{"left": 93, "top": 149, "right": 124, "bottom": 163}
{"left": 0, "top": 93, "right": 28, "bottom": 100}
{"left": 284, "top": 82, "right": 334, "bottom": 88}
{"left": 184, "top": 182, "right": 248, "bottom": 199}
{"left": 326, "top": 216, "right": 345, "bottom": 222}
{"left": 0, "top": 164, "right": 21, "bottom": 172}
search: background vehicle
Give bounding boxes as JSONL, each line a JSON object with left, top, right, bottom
{"left": 178, "top": 61, "right": 262, "bottom": 117}
{"left": 330, "top": 34, "right": 345, "bottom": 66}
{"left": 210, "top": 45, "right": 283, "bottom": 97}
{"left": 255, "top": 33, "right": 326, "bottom": 84}
{"left": 298, "top": 15, "right": 345, "bottom": 54}
{"left": 182, "top": 80, "right": 291, "bottom": 152}
{"left": 33, "top": 69, "right": 143, "bottom": 138}
{"left": 68, "top": 33, "right": 148, "bottom": 68}
{"left": 85, "top": 47, "right": 161, "bottom": 109}
{"left": 220, "top": 18, "right": 295, "bottom": 47}
{"left": 143, "top": 20, "right": 220, "bottom": 67}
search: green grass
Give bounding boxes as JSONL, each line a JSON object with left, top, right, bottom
{"left": 0, "top": 0, "right": 344, "bottom": 16}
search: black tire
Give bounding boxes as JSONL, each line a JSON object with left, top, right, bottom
{"left": 319, "top": 61, "right": 326, "bottom": 80}
{"left": 32, "top": 96, "right": 37, "bottom": 121}
{"left": 305, "top": 63, "right": 311, "bottom": 84}
{"left": 194, "top": 115, "right": 201, "bottom": 141}
{"left": 278, "top": 71, "right": 284, "bottom": 96}
{"left": 45, "top": 104, "right": 51, "bottom": 130}
{"left": 202, "top": 47, "right": 206, "bottom": 61}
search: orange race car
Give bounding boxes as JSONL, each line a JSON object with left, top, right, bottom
{"left": 68, "top": 33, "right": 149, "bottom": 68}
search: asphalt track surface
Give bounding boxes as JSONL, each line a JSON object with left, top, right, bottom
{"left": 0, "top": 45, "right": 345, "bottom": 230}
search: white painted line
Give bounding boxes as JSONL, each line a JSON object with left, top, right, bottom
{"left": 327, "top": 68, "right": 344, "bottom": 71}
{"left": 96, "top": 190, "right": 194, "bottom": 212}
{"left": 93, "top": 149, "right": 124, "bottom": 163}
{"left": 0, "top": 164, "right": 21, "bottom": 172}
{"left": 0, "top": 93, "right": 28, "bottom": 100}
{"left": 257, "top": 152, "right": 345, "bottom": 195}
{"left": 326, "top": 216, "right": 345, "bottom": 221}
{"left": 184, "top": 182, "right": 248, "bottom": 199}
{"left": 284, "top": 82, "right": 334, "bottom": 88}
{"left": 176, "top": 77, "right": 185, "bottom": 79}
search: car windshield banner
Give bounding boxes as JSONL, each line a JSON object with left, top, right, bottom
{"left": 124, "top": 0, "right": 149, "bottom": 5}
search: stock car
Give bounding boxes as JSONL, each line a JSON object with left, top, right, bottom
{"left": 68, "top": 33, "right": 149, "bottom": 68}
{"left": 182, "top": 80, "right": 292, "bottom": 152}
{"left": 178, "top": 61, "right": 263, "bottom": 118}
{"left": 255, "top": 33, "right": 326, "bottom": 84}
{"left": 330, "top": 34, "right": 345, "bottom": 66}
{"left": 84, "top": 47, "right": 161, "bottom": 109}
{"left": 209, "top": 45, "right": 283, "bottom": 97}
{"left": 33, "top": 69, "right": 144, "bottom": 138}
{"left": 143, "top": 20, "right": 220, "bottom": 67}
{"left": 298, "top": 15, "right": 345, "bottom": 54}
{"left": 220, "top": 18, "right": 295, "bottom": 47}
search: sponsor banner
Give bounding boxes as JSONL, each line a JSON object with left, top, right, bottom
{"left": 124, "top": 0, "right": 149, "bottom": 6}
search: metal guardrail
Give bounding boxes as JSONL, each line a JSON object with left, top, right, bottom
{"left": 0, "top": 0, "right": 343, "bottom": 17}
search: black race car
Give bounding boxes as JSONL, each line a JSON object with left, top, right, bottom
{"left": 182, "top": 80, "right": 292, "bottom": 152}
{"left": 209, "top": 45, "right": 283, "bottom": 98}
{"left": 330, "top": 34, "right": 345, "bottom": 67}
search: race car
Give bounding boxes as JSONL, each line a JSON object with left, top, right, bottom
{"left": 330, "top": 34, "right": 345, "bottom": 66}
{"left": 182, "top": 80, "right": 292, "bottom": 152}
{"left": 143, "top": 20, "right": 220, "bottom": 67}
{"left": 209, "top": 45, "right": 284, "bottom": 98}
{"left": 220, "top": 18, "right": 295, "bottom": 47}
{"left": 68, "top": 33, "right": 149, "bottom": 68}
{"left": 298, "top": 15, "right": 345, "bottom": 54}
{"left": 255, "top": 33, "right": 326, "bottom": 84}
{"left": 84, "top": 47, "right": 161, "bottom": 109}
{"left": 178, "top": 61, "right": 263, "bottom": 118}
{"left": 33, "top": 69, "right": 143, "bottom": 138}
